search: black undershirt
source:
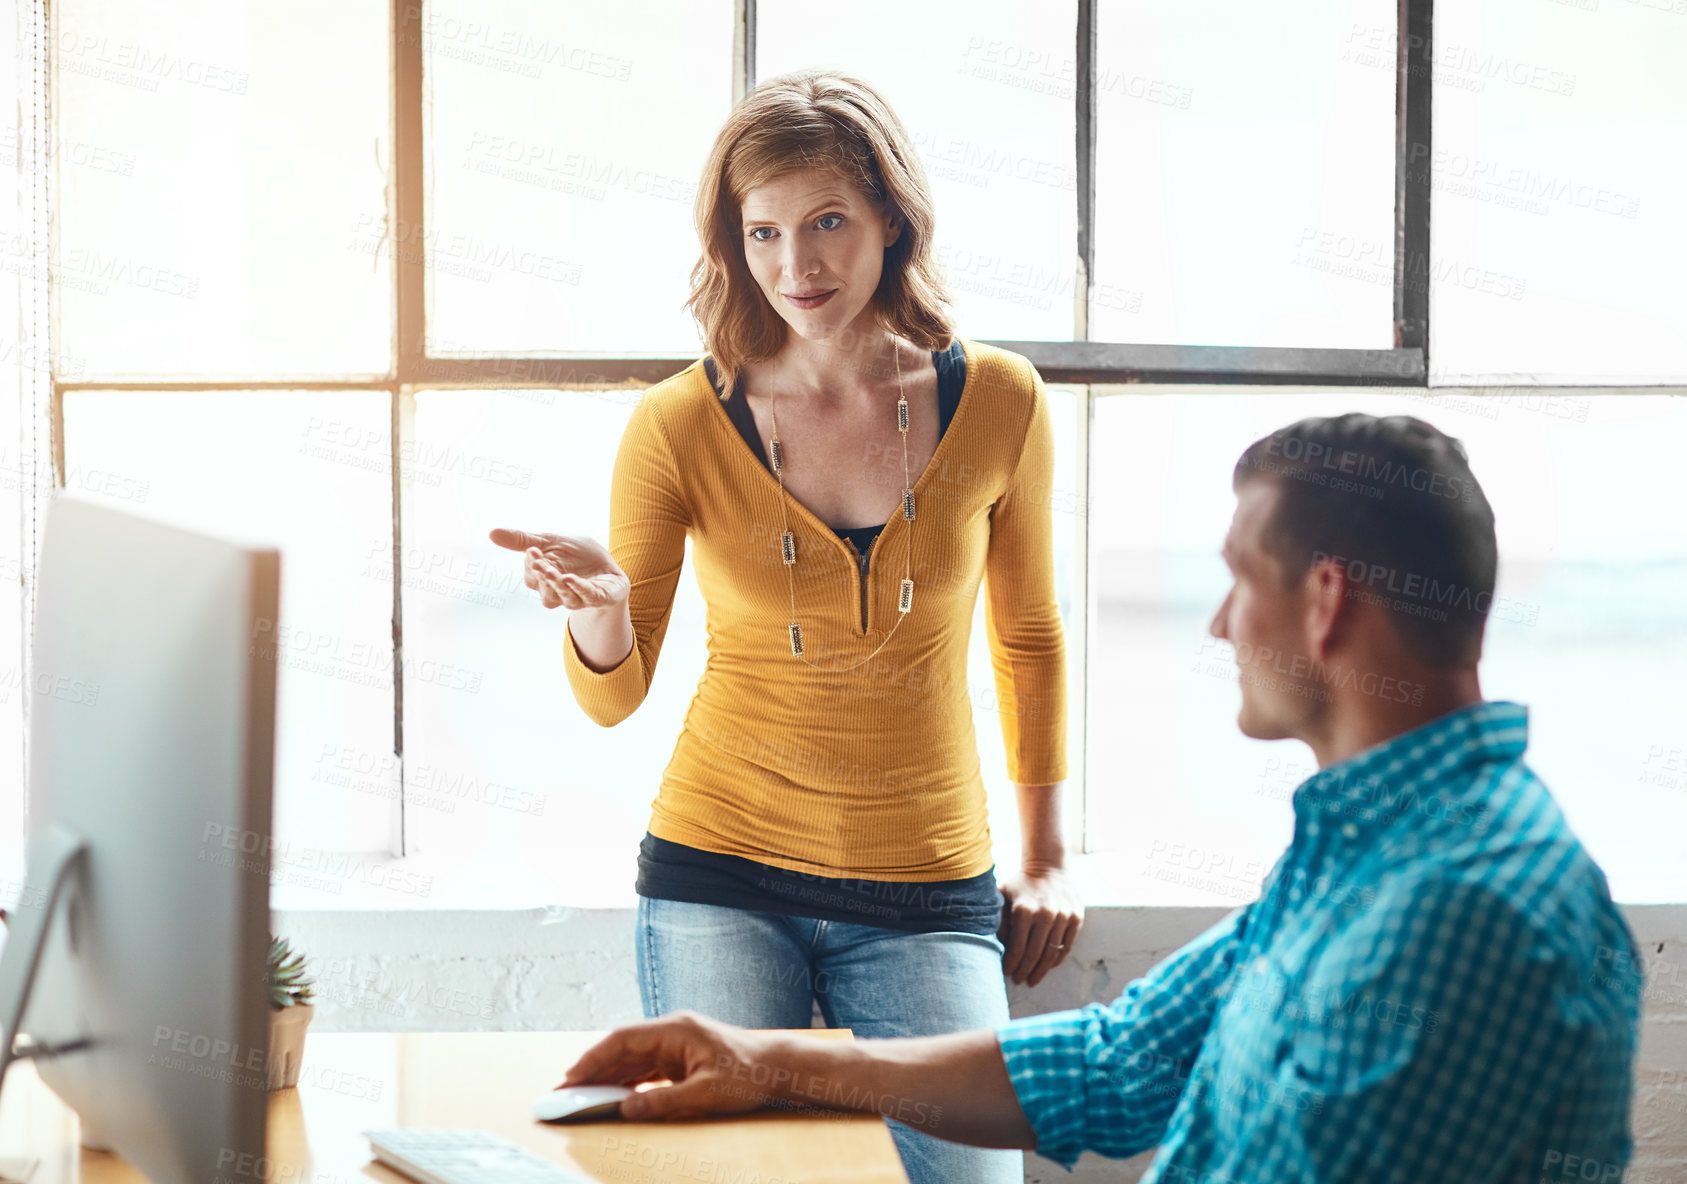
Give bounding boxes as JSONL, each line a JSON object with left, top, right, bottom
{"left": 709, "top": 341, "right": 967, "bottom": 580}
{"left": 638, "top": 341, "right": 1002, "bottom": 935}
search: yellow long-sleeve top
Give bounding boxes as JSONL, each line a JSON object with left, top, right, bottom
{"left": 563, "top": 338, "right": 1067, "bottom": 882}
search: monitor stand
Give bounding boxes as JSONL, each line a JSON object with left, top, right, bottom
{"left": 0, "top": 823, "right": 91, "bottom": 1099}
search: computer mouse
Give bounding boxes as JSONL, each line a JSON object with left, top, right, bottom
{"left": 531, "top": 1083, "right": 638, "bottom": 1123}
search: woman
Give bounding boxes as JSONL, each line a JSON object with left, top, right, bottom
{"left": 492, "top": 70, "right": 1078, "bottom": 1184}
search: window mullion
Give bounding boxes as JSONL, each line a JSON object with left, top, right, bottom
{"left": 1074, "top": 384, "right": 1092, "bottom": 855}
{"left": 737, "top": 0, "right": 757, "bottom": 100}
{"left": 393, "top": 0, "right": 426, "bottom": 383}
{"left": 1395, "top": 0, "right": 1433, "bottom": 359}
{"left": 390, "top": 0, "right": 425, "bottom": 856}
{"left": 389, "top": 385, "right": 410, "bottom": 858}
{"left": 1076, "top": 0, "right": 1097, "bottom": 343}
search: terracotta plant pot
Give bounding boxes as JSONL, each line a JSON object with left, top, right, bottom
{"left": 266, "top": 1003, "right": 314, "bottom": 1090}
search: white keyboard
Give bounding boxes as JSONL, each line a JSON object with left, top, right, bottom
{"left": 363, "top": 1129, "right": 592, "bottom": 1184}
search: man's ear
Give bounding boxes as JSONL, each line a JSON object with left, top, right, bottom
{"left": 1305, "top": 557, "right": 1348, "bottom": 662}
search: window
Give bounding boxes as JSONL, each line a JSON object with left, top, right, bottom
{"left": 1428, "top": 0, "right": 1687, "bottom": 383}
{"left": 423, "top": 0, "right": 733, "bottom": 355}
{"left": 398, "top": 383, "right": 1081, "bottom": 875}
{"left": 964, "top": 386, "right": 1083, "bottom": 860}
{"left": 760, "top": 0, "right": 1079, "bottom": 341}
{"left": 399, "top": 388, "right": 710, "bottom": 874}
{"left": 54, "top": 0, "right": 392, "bottom": 379}
{"left": 2, "top": 0, "right": 40, "bottom": 871}
{"left": 1088, "top": 389, "right": 1687, "bottom": 904}
{"left": 63, "top": 391, "right": 397, "bottom": 855}
{"left": 1091, "top": 0, "right": 1397, "bottom": 348}
{"left": 28, "top": 0, "right": 1683, "bottom": 906}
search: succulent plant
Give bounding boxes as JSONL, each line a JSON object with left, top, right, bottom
{"left": 268, "top": 935, "right": 316, "bottom": 1010}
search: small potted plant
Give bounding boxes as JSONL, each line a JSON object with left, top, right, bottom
{"left": 266, "top": 934, "right": 316, "bottom": 1090}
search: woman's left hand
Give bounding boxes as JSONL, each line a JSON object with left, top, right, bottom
{"left": 998, "top": 864, "right": 1084, "bottom": 987}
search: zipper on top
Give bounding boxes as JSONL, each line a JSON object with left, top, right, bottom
{"left": 859, "top": 536, "right": 872, "bottom": 633}
{"left": 838, "top": 523, "right": 887, "bottom": 635}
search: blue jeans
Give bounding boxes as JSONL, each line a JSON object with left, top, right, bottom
{"left": 636, "top": 896, "right": 1022, "bottom": 1184}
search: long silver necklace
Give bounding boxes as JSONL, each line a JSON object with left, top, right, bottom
{"left": 767, "top": 341, "right": 916, "bottom": 671}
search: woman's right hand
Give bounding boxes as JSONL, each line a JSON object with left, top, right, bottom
{"left": 489, "top": 527, "right": 630, "bottom": 612}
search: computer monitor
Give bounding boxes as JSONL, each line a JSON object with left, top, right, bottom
{"left": 0, "top": 494, "right": 279, "bottom": 1181}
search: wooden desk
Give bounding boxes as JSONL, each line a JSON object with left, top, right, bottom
{"left": 0, "top": 1031, "right": 909, "bottom": 1184}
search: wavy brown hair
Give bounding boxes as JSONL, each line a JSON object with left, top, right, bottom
{"left": 687, "top": 70, "right": 953, "bottom": 397}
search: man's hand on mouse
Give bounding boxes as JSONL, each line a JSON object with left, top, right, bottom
{"left": 562, "top": 1011, "right": 796, "bottom": 1121}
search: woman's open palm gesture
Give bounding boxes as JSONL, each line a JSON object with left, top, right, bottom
{"left": 489, "top": 528, "right": 630, "bottom": 611}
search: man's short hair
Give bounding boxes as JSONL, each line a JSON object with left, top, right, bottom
{"left": 1232, "top": 413, "right": 1498, "bottom": 668}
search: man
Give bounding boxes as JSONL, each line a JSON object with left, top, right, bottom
{"left": 564, "top": 414, "right": 1642, "bottom": 1182}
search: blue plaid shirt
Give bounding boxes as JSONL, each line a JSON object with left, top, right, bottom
{"left": 998, "top": 702, "right": 1642, "bottom": 1182}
